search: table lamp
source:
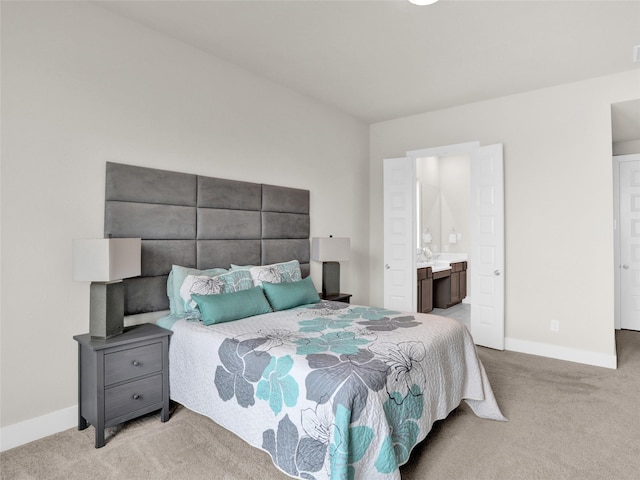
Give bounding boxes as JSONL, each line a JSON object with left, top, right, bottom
{"left": 311, "top": 236, "right": 350, "bottom": 296}
{"left": 72, "top": 238, "right": 141, "bottom": 338}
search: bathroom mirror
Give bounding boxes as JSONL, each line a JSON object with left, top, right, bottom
{"left": 416, "top": 155, "right": 470, "bottom": 256}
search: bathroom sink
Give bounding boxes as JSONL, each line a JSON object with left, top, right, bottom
{"left": 417, "top": 253, "right": 466, "bottom": 272}
{"left": 417, "top": 261, "right": 451, "bottom": 272}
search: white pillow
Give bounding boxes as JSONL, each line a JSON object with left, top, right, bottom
{"left": 179, "top": 269, "right": 253, "bottom": 312}
{"left": 249, "top": 260, "right": 302, "bottom": 287}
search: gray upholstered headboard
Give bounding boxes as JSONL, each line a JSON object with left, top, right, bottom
{"left": 104, "top": 162, "right": 310, "bottom": 315}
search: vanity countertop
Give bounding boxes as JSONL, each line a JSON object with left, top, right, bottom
{"left": 417, "top": 253, "right": 468, "bottom": 273}
{"left": 416, "top": 262, "right": 451, "bottom": 273}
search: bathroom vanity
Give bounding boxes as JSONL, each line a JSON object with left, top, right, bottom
{"left": 417, "top": 266, "right": 433, "bottom": 313}
{"left": 417, "top": 259, "right": 467, "bottom": 312}
{"left": 434, "top": 261, "right": 467, "bottom": 308}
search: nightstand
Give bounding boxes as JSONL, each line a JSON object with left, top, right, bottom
{"left": 74, "top": 323, "right": 172, "bottom": 448}
{"left": 320, "top": 293, "right": 352, "bottom": 304}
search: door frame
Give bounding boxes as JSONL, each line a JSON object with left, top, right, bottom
{"left": 613, "top": 153, "right": 640, "bottom": 330}
{"left": 404, "top": 141, "right": 505, "bottom": 349}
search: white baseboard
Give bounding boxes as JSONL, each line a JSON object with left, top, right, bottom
{"left": 505, "top": 337, "right": 617, "bottom": 369}
{"left": 0, "top": 405, "right": 77, "bottom": 452}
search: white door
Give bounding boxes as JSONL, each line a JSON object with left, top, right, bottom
{"left": 620, "top": 158, "right": 640, "bottom": 330}
{"left": 470, "top": 144, "right": 505, "bottom": 349}
{"left": 383, "top": 157, "right": 416, "bottom": 311}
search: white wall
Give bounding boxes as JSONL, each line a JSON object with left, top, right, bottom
{"left": 437, "top": 154, "right": 470, "bottom": 256}
{"left": 613, "top": 139, "right": 640, "bottom": 155}
{"left": 370, "top": 70, "right": 640, "bottom": 361}
{"left": 0, "top": 1, "right": 369, "bottom": 434}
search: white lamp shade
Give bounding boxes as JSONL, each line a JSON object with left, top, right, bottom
{"left": 311, "top": 237, "right": 350, "bottom": 262}
{"left": 73, "top": 238, "right": 141, "bottom": 282}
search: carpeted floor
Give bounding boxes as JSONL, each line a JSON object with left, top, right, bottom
{"left": 2, "top": 330, "right": 639, "bottom": 480}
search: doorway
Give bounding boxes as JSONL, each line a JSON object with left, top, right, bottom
{"left": 383, "top": 142, "right": 505, "bottom": 349}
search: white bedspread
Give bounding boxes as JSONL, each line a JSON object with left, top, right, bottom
{"left": 164, "top": 301, "right": 506, "bottom": 479}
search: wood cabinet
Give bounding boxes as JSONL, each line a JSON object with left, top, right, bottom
{"left": 74, "top": 323, "right": 172, "bottom": 448}
{"left": 417, "top": 267, "right": 433, "bottom": 313}
{"left": 434, "top": 261, "right": 468, "bottom": 309}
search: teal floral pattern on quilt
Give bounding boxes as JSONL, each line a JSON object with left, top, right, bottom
{"left": 330, "top": 404, "right": 374, "bottom": 480}
{"left": 295, "top": 331, "right": 371, "bottom": 356}
{"left": 375, "top": 384, "right": 424, "bottom": 473}
{"left": 256, "top": 355, "right": 299, "bottom": 415}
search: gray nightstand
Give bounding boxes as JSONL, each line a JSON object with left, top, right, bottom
{"left": 320, "top": 293, "right": 352, "bottom": 304}
{"left": 74, "top": 323, "right": 172, "bottom": 448}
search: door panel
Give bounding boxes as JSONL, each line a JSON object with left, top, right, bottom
{"left": 620, "top": 159, "right": 640, "bottom": 330}
{"left": 470, "top": 144, "right": 505, "bottom": 349}
{"left": 383, "top": 157, "right": 415, "bottom": 311}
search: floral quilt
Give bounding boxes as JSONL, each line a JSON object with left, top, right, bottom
{"left": 163, "top": 301, "right": 506, "bottom": 480}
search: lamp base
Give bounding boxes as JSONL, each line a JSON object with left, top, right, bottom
{"left": 322, "top": 261, "right": 341, "bottom": 297}
{"left": 90, "top": 282, "right": 124, "bottom": 339}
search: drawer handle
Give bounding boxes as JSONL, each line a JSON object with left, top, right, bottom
{"left": 132, "top": 394, "right": 141, "bottom": 400}
{"left": 132, "top": 361, "right": 141, "bottom": 367}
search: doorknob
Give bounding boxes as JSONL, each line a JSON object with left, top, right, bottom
{"left": 385, "top": 264, "right": 391, "bottom": 270}
{"left": 494, "top": 269, "right": 501, "bottom": 276}
{"left": 622, "top": 265, "right": 629, "bottom": 270}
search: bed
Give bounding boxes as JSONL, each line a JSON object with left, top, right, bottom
{"left": 104, "top": 162, "right": 505, "bottom": 480}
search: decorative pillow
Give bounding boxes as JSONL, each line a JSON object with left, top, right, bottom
{"left": 179, "top": 269, "right": 254, "bottom": 313}
{"left": 229, "top": 264, "right": 255, "bottom": 271}
{"left": 262, "top": 276, "right": 320, "bottom": 311}
{"left": 167, "top": 265, "right": 228, "bottom": 315}
{"left": 192, "top": 287, "right": 272, "bottom": 326}
{"left": 249, "top": 260, "right": 302, "bottom": 287}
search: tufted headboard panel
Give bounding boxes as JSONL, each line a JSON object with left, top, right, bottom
{"left": 104, "top": 162, "right": 310, "bottom": 315}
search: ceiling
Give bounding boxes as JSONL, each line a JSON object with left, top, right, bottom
{"left": 98, "top": 0, "right": 640, "bottom": 125}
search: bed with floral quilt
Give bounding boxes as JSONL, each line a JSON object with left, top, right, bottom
{"left": 158, "top": 299, "right": 506, "bottom": 480}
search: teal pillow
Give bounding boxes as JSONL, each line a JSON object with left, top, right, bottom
{"left": 168, "top": 265, "right": 228, "bottom": 315}
{"left": 192, "top": 287, "right": 272, "bottom": 326}
{"left": 262, "top": 276, "right": 320, "bottom": 311}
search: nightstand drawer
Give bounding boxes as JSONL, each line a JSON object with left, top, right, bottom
{"left": 104, "top": 342, "right": 162, "bottom": 386}
{"left": 105, "top": 374, "right": 163, "bottom": 421}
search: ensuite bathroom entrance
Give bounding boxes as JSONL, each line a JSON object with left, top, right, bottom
{"left": 383, "top": 142, "right": 505, "bottom": 350}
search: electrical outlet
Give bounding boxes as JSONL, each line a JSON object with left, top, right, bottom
{"left": 550, "top": 320, "right": 560, "bottom": 332}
